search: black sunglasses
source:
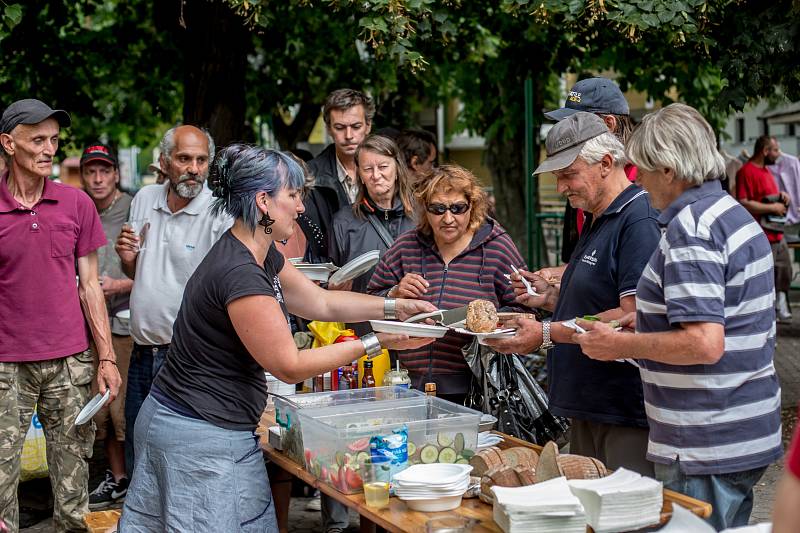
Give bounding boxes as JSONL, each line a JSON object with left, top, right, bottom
{"left": 426, "top": 202, "right": 470, "bottom": 215}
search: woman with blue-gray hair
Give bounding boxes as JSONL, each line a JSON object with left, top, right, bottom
{"left": 120, "top": 144, "right": 436, "bottom": 531}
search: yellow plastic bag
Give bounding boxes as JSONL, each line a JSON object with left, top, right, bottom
{"left": 306, "top": 321, "right": 390, "bottom": 386}
{"left": 307, "top": 321, "right": 353, "bottom": 349}
{"left": 20, "top": 410, "right": 48, "bottom": 481}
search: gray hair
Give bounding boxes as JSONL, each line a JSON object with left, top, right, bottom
{"left": 626, "top": 103, "right": 724, "bottom": 186}
{"left": 208, "top": 144, "right": 304, "bottom": 232}
{"left": 159, "top": 125, "right": 216, "bottom": 164}
{"left": 578, "top": 132, "right": 627, "bottom": 167}
{"left": 323, "top": 89, "right": 375, "bottom": 126}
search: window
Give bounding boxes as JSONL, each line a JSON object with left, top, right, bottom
{"left": 736, "top": 118, "right": 745, "bottom": 143}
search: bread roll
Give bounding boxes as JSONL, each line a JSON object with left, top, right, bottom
{"left": 466, "top": 299, "right": 498, "bottom": 333}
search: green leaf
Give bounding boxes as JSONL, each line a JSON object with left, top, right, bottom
{"left": 641, "top": 13, "right": 660, "bottom": 27}
{"left": 4, "top": 4, "right": 23, "bottom": 28}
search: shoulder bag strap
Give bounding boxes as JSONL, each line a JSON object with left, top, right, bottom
{"left": 366, "top": 212, "right": 396, "bottom": 249}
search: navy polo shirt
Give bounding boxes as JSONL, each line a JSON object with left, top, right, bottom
{"left": 548, "top": 184, "right": 660, "bottom": 427}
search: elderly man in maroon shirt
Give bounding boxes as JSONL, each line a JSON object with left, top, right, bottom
{"left": 0, "top": 99, "right": 121, "bottom": 533}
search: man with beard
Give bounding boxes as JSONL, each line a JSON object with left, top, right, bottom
{"left": 736, "top": 135, "right": 793, "bottom": 322}
{"left": 116, "top": 125, "right": 232, "bottom": 478}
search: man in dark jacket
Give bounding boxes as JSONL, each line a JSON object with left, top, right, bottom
{"left": 308, "top": 88, "right": 374, "bottom": 211}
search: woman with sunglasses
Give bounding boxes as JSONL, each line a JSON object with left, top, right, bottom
{"left": 368, "top": 164, "right": 527, "bottom": 404}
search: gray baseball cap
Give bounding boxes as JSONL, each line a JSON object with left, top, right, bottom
{"left": 544, "top": 77, "right": 629, "bottom": 121}
{"left": 0, "top": 99, "right": 71, "bottom": 134}
{"left": 533, "top": 112, "right": 609, "bottom": 175}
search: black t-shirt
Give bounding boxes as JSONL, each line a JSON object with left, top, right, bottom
{"left": 154, "top": 230, "right": 287, "bottom": 431}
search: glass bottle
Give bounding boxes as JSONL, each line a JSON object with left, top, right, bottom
{"left": 361, "top": 360, "right": 376, "bottom": 388}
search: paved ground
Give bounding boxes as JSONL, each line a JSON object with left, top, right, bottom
{"left": 17, "top": 300, "right": 800, "bottom": 532}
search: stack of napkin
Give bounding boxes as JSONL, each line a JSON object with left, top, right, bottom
{"left": 567, "top": 468, "right": 662, "bottom": 532}
{"left": 492, "top": 477, "right": 586, "bottom": 533}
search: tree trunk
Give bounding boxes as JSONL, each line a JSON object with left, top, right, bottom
{"left": 270, "top": 101, "right": 321, "bottom": 150}
{"left": 484, "top": 80, "right": 544, "bottom": 262}
{"left": 179, "top": 0, "right": 250, "bottom": 147}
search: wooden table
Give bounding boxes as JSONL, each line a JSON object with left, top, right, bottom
{"left": 258, "top": 411, "right": 711, "bottom": 533}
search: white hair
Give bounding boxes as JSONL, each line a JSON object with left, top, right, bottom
{"left": 159, "top": 125, "right": 216, "bottom": 164}
{"left": 626, "top": 103, "right": 724, "bottom": 186}
{"left": 578, "top": 132, "right": 627, "bottom": 168}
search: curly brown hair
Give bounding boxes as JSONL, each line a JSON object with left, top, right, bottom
{"left": 414, "top": 164, "right": 488, "bottom": 236}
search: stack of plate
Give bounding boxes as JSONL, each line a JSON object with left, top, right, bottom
{"left": 393, "top": 463, "right": 473, "bottom": 512}
{"left": 293, "top": 262, "right": 339, "bottom": 282}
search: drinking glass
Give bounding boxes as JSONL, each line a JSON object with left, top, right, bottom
{"left": 124, "top": 218, "right": 150, "bottom": 252}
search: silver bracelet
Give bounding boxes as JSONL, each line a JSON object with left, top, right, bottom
{"left": 539, "top": 320, "right": 554, "bottom": 351}
{"left": 384, "top": 298, "right": 397, "bottom": 320}
{"left": 361, "top": 333, "right": 383, "bottom": 360}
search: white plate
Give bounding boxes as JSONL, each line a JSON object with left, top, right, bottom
{"left": 328, "top": 250, "right": 380, "bottom": 286}
{"left": 393, "top": 463, "right": 473, "bottom": 483}
{"left": 369, "top": 320, "right": 449, "bottom": 338}
{"left": 451, "top": 327, "right": 516, "bottom": 342}
{"left": 75, "top": 390, "right": 111, "bottom": 425}
{"left": 294, "top": 263, "right": 338, "bottom": 282}
{"left": 400, "top": 494, "right": 464, "bottom": 512}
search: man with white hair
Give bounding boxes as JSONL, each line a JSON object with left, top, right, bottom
{"left": 487, "top": 112, "right": 660, "bottom": 475}
{"left": 115, "top": 125, "right": 233, "bottom": 480}
{"left": 575, "top": 103, "right": 781, "bottom": 530}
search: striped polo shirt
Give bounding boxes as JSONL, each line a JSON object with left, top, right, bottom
{"left": 635, "top": 179, "right": 782, "bottom": 475}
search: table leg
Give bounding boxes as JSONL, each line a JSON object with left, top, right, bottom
{"left": 359, "top": 515, "right": 383, "bottom": 533}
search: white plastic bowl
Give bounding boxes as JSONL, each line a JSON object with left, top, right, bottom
{"left": 400, "top": 494, "right": 463, "bottom": 512}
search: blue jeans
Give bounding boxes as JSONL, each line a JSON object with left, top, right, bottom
{"left": 654, "top": 461, "right": 767, "bottom": 531}
{"left": 120, "top": 395, "right": 277, "bottom": 532}
{"left": 123, "top": 344, "right": 168, "bottom": 479}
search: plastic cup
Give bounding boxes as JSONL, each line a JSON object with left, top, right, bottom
{"left": 124, "top": 218, "right": 150, "bottom": 251}
{"left": 361, "top": 459, "right": 390, "bottom": 509}
{"left": 425, "top": 516, "right": 475, "bottom": 532}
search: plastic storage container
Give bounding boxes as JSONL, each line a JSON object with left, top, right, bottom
{"left": 274, "top": 386, "right": 425, "bottom": 464}
{"left": 297, "top": 395, "right": 481, "bottom": 493}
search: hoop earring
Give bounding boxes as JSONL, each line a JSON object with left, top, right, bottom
{"left": 258, "top": 211, "right": 275, "bottom": 234}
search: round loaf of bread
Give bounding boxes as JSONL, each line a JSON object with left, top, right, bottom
{"left": 466, "top": 299, "right": 498, "bottom": 333}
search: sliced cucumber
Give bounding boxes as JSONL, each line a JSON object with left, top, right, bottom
{"left": 438, "top": 447, "right": 457, "bottom": 463}
{"left": 454, "top": 433, "right": 465, "bottom": 454}
{"left": 460, "top": 449, "right": 475, "bottom": 460}
{"left": 356, "top": 451, "right": 370, "bottom": 465}
{"left": 407, "top": 441, "right": 417, "bottom": 457}
{"left": 456, "top": 458, "right": 469, "bottom": 464}
{"left": 420, "top": 444, "right": 439, "bottom": 464}
{"left": 437, "top": 432, "right": 454, "bottom": 447}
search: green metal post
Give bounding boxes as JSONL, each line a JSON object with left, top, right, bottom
{"left": 524, "top": 78, "right": 538, "bottom": 269}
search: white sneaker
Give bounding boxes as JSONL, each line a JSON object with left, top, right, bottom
{"left": 305, "top": 494, "right": 322, "bottom": 511}
{"left": 777, "top": 292, "right": 793, "bottom": 323}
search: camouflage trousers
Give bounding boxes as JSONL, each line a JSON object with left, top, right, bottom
{"left": 0, "top": 351, "right": 96, "bottom": 533}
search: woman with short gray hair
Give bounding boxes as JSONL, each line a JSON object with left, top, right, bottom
{"left": 120, "top": 144, "right": 435, "bottom": 531}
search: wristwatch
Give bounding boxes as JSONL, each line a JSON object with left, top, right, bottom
{"left": 361, "top": 333, "right": 383, "bottom": 360}
{"left": 384, "top": 298, "right": 397, "bottom": 320}
{"left": 539, "top": 320, "right": 554, "bottom": 351}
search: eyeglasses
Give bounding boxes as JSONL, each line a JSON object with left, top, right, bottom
{"left": 426, "top": 202, "right": 470, "bottom": 216}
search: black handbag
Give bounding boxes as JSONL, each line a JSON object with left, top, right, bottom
{"left": 464, "top": 339, "right": 569, "bottom": 446}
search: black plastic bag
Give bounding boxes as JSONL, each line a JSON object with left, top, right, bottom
{"left": 464, "top": 339, "right": 569, "bottom": 446}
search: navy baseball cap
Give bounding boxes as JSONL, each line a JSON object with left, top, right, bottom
{"left": 544, "top": 77, "right": 629, "bottom": 121}
{"left": 0, "top": 99, "right": 71, "bottom": 134}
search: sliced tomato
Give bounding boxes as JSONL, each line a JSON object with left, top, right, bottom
{"left": 347, "top": 437, "right": 370, "bottom": 452}
{"left": 345, "top": 467, "right": 363, "bottom": 490}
